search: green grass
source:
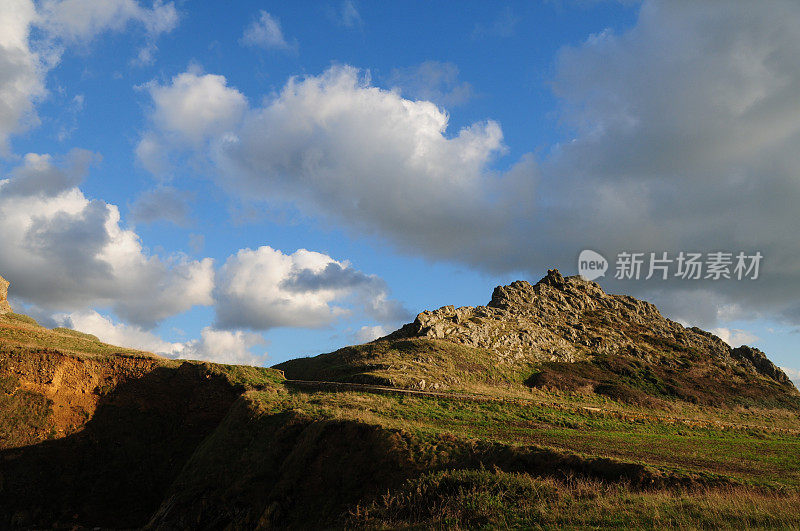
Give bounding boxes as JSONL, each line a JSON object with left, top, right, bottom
{"left": 51, "top": 327, "right": 100, "bottom": 342}
{"left": 0, "top": 312, "right": 38, "bottom": 327}
{"left": 3, "top": 308, "right": 800, "bottom": 528}
{"left": 0, "top": 314, "right": 151, "bottom": 358}
{"left": 150, "top": 386, "right": 800, "bottom": 528}
{"left": 275, "top": 337, "right": 536, "bottom": 392}
{"left": 200, "top": 361, "right": 286, "bottom": 390}
{"left": 255, "top": 388, "right": 800, "bottom": 488}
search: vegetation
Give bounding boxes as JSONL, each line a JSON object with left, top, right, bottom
{"left": 352, "top": 469, "right": 800, "bottom": 529}
{"left": 2, "top": 307, "right": 799, "bottom": 528}
{"left": 276, "top": 337, "right": 536, "bottom": 392}
{"left": 0, "top": 312, "right": 151, "bottom": 358}
{"left": 528, "top": 352, "right": 800, "bottom": 409}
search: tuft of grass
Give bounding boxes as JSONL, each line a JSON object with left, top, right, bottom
{"left": 351, "top": 469, "right": 800, "bottom": 529}
{"left": 51, "top": 328, "right": 100, "bottom": 342}
{"left": 0, "top": 312, "right": 39, "bottom": 327}
{"left": 275, "top": 337, "right": 535, "bottom": 393}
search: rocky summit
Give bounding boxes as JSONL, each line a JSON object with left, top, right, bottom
{"left": 387, "top": 269, "right": 788, "bottom": 385}
{"left": 280, "top": 269, "right": 796, "bottom": 407}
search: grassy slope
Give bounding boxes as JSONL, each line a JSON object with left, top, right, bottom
{"left": 276, "top": 335, "right": 800, "bottom": 412}
{"left": 3, "top": 310, "right": 800, "bottom": 528}
{"left": 151, "top": 385, "right": 800, "bottom": 528}
{"left": 275, "top": 337, "right": 537, "bottom": 392}
{"left": 0, "top": 312, "right": 152, "bottom": 358}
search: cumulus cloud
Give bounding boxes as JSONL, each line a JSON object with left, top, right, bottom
{"left": 0, "top": 152, "right": 214, "bottom": 327}
{"left": 387, "top": 61, "right": 474, "bottom": 107}
{"left": 59, "top": 312, "right": 267, "bottom": 366}
{"left": 37, "top": 0, "right": 179, "bottom": 64}
{"left": 710, "top": 327, "right": 760, "bottom": 348}
{"left": 215, "top": 246, "right": 409, "bottom": 331}
{"left": 136, "top": 70, "right": 247, "bottom": 174}
{"left": 1, "top": 148, "right": 97, "bottom": 197}
{"left": 130, "top": 186, "right": 193, "bottom": 226}
{"left": 144, "top": 70, "right": 247, "bottom": 146}
{"left": 212, "top": 65, "right": 531, "bottom": 264}
{"left": 180, "top": 326, "right": 266, "bottom": 365}
{"left": 213, "top": 3, "right": 800, "bottom": 329}
{"left": 135, "top": 2, "right": 800, "bottom": 332}
{"left": 0, "top": 0, "right": 46, "bottom": 153}
{"left": 240, "top": 10, "right": 292, "bottom": 50}
{"left": 138, "top": 65, "right": 529, "bottom": 264}
{"left": 532, "top": 1, "right": 800, "bottom": 326}
{"left": 59, "top": 310, "right": 182, "bottom": 355}
{"left": 353, "top": 325, "right": 386, "bottom": 343}
{"left": 0, "top": 0, "right": 179, "bottom": 152}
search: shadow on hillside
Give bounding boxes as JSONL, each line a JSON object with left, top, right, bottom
{"left": 0, "top": 362, "right": 241, "bottom": 529}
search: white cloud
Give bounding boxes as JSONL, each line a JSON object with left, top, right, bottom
{"left": 214, "top": 65, "right": 525, "bottom": 263}
{"left": 181, "top": 326, "right": 266, "bottom": 365}
{"left": 532, "top": 0, "right": 800, "bottom": 326}
{"left": 136, "top": 70, "right": 247, "bottom": 174}
{"left": 710, "top": 327, "right": 760, "bottom": 348}
{"left": 59, "top": 309, "right": 183, "bottom": 355}
{"left": 133, "top": 2, "right": 800, "bottom": 335}
{"left": 37, "top": 0, "right": 178, "bottom": 43}
{"left": 139, "top": 66, "right": 526, "bottom": 263}
{"left": 0, "top": 0, "right": 179, "bottom": 153}
{"left": 36, "top": 0, "right": 179, "bottom": 66}
{"left": 0, "top": 0, "right": 46, "bottom": 153}
{"left": 240, "top": 10, "right": 292, "bottom": 50}
{"left": 144, "top": 70, "right": 247, "bottom": 146}
{"left": 0, "top": 152, "right": 214, "bottom": 327}
{"left": 215, "top": 245, "right": 408, "bottom": 331}
{"left": 59, "top": 312, "right": 266, "bottom": 366}
{"left": 354, "top": 325, "right": 386, "bottom": 343}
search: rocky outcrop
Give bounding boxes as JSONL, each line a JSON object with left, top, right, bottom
{"left": 388, "top": 269, "right": 789, "bottom": 385}
{"left": 731, "top": 345, "right": 791, "bottom": 385}
{"left": 0, "top": 275, "right": 11, "bottom": 314}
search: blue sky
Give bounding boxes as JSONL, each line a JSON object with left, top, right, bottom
{"left": 1, "top": 1, "right": 798, "bottom": 384}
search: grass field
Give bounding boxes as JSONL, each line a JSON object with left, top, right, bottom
{"left": 3, "top": 310, "right": 800, "bottom": 528}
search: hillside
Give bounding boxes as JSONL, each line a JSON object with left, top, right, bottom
{"left": 277, "top": 269, "right": 798, "bottom": 409}
{"left": 2, "top": 271, "right": 800, "bottom": 528}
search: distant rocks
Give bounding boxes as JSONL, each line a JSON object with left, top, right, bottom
{"left": 387, "top": 269, "right": 790, "bottom": 386}
{"left": 0, "top": 275, "right": 11, "bottom": 315}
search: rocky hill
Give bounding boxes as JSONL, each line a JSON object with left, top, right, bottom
{"left": 3, "top": 269, "right": 800, "bottom": 528}
{"left": 278, "top": 270, "right": 797, "bottom": 407}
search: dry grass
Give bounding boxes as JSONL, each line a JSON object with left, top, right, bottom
{"left": 351, "top": 469, "right": 800, "bottom": 529}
